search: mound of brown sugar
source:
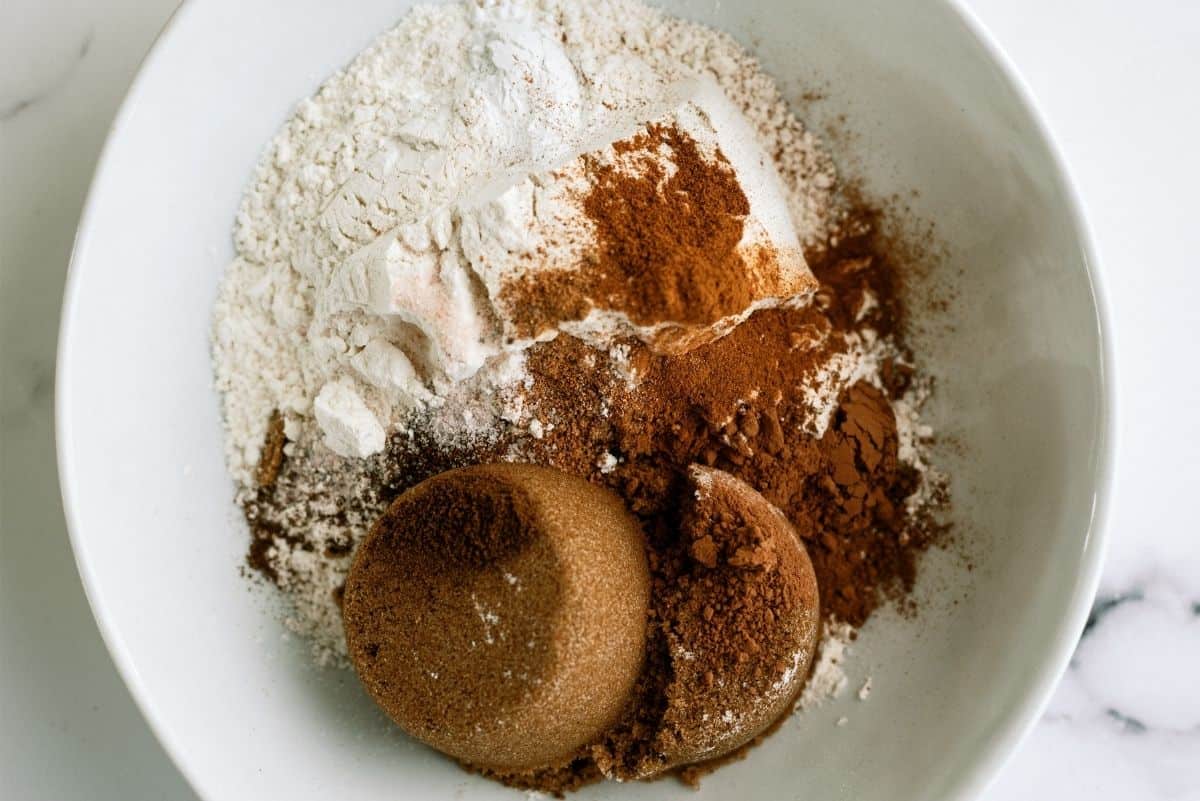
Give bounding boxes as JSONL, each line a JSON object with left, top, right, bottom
{"left": 342, "top": 464, "right": 650, "bottom": 774}
{"left": 342, "top": 460, "right": 820, "bottom": 793}
{"left": 586, "top": 466, "right": 819, "bottom": 780}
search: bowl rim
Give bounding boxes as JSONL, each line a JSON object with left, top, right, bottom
{"left": 55, "top": 1, "right": 1116, "bottom": 799}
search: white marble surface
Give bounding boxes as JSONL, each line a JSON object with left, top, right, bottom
{"left": 1, "top": 0, "right": 1197, "bottom": 799}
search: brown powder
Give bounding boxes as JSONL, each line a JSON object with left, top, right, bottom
{"left": 460, "top": 204, "right": 942, "bottom": 795}
{"left": 518, "top": 203, "right": 938, "bottom": 627}
{"left": 501, "top": 123, "right": 811, "bottom": 343}
{"left": 643, "top": 467, "right": 819, "bottom": 772}
{"left": 255, "top": 410, "right": 286, "bottom": 489}
{"left": 342, "top": 464, "right": 650, "bottom": 775}
{"left": 244, "top": 199, "right": 947, "bottom": 794}
{"left": 583, "top": 123, "right": 754, "bottom": 326}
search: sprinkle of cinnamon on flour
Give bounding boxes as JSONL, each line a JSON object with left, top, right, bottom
{"left": 501, "top": 123, "right": 804, "bottom": 340}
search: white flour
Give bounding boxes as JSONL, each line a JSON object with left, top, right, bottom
{"left": 212, "top": 0, "right": 838, "bottom": 486}
{"left": 798, "top": 620, "right": 854, "bottom": 709}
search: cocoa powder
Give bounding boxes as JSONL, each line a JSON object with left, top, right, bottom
{"left": 513, "top": 201, "right": 938, "bottom": 627}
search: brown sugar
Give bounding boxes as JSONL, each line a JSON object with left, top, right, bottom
{"left": 608, "top": 466, "right": 820, "bottom": 776}
{"left": 342, "top": 464, "right": 650, "bottom": 774}
{"left": 332, "top": 457, "right": 824, "bottom": 795}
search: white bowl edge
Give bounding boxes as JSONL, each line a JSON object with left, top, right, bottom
{"left": 54, "top": 2, "right": 1117, "bottom": 799}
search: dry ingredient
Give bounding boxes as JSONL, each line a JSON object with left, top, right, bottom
{"left": 516, "top": 214, "right": 943, "bottom": 630}
{"left": 343, "top": 464, "right": 650, "bottom": 774}
{"left": 236, "top": 186, "right": 941, "bottom": 672}
{"left": 592, "top": 466, "right": 821, "bottom": 781}
{"left": 342, "top": 463, "right": 822, "bottom": 791}
{"left": 212, "top": 0, "right": 839, "bottom": 482}
{"left": 497, "top": 104, "right": 814, "bottom": 352}
{"left": 214, "top": 0, "right": 951, "bottom": 793}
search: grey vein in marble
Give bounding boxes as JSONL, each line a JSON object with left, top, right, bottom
{"left": 1080, "top": 589, "right": 1145, "bottom": 639}
{"left": 1064, "top": 579, "right": 1200, "bottom": 738}
{"left": 0, "top": 30, "right": 93, "bottom": 122}
{"left": 1106, "top": 708, "right": 1149, "bottom": 734}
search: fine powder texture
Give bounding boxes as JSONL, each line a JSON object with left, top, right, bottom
{"left": 598, "top": 466, "right": 821, "bottom": 778}
{"left": 516, "top": 211, "right": 943, "bottom": 629}
{"left": 214, "top": 0, "right": 951, "bottom": 791}
{"left": 579, "top": 123, "right": 756, "bottom": 327}
{"left": 500, "top": 121, "right": 811, "bottom": 347}
{"left": 212, "top": 0, "right": 838, "bottom": 483}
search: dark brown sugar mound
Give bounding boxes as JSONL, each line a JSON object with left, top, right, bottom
{"left": 584, "top": 466, "right": 821, "bottom": 782}
{"left": 339, "top": 459, "right": 821, "bottom": 793}
{"left": 342, "top": 464, "right": 651, "bottom": 773}
{"left": 653, "top": 466, "right": 820, "bottom": 770}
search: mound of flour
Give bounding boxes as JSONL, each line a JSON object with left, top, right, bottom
{"left": 212, "top": 0, "right": 838, "bottom": 487}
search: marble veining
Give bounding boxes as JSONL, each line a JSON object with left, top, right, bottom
{"left": 1082, "top": 589, "right": 1145, "bottom": 636}
{"left": 1065, "top": 577, "right": 1200, "bottom": 735}
{"left": 0, "top": 30, "right": 93, "bottom": 122}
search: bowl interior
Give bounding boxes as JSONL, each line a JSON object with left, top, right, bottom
{"left": 58, "top": 0, "right": 1109, "bottom": 799}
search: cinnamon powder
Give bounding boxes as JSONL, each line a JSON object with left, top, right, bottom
{"left": 501, "top": 123, "right": 807, "bottom": 341}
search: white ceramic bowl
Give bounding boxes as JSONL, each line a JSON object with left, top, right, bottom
{"left": 57, "top": 1, "right": 1114, "bottom": 799}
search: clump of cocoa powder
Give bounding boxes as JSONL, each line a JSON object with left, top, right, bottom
{"left": 581, "top": 123, "right": 756, "bottom": 326}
